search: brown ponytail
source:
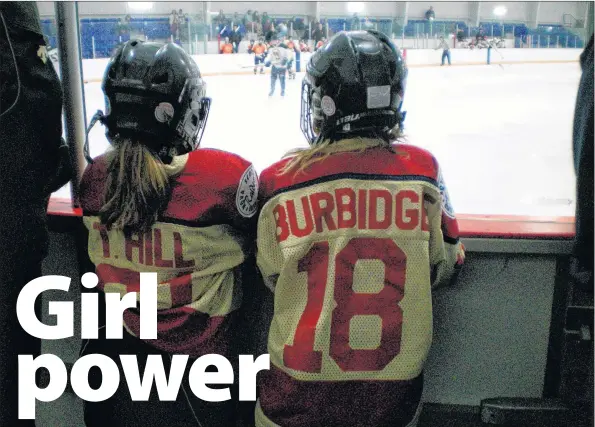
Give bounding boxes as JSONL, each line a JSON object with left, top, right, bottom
{"left": 100, "top": 138, "right": 171, "bottom": 236}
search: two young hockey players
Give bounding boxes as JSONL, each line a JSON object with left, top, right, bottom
{"left": 80, "top": 29, "right": 464, "bottom": 427}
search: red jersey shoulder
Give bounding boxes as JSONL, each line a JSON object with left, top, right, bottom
{"left": 259, "top": 145, "right": 440, "bottom": 202}
{"left": 389, "top": 143, "right": 440, "bottom": 180}
{"left": 170, "top": 149, "right": 258, "bottom": 221}
{"left": 259, "top": 157, "right": 293, "bottom": 199}
{"left": 184, "top": 149, "right": 252, "bottom": 182}
{"left": 80, "top": 154, "right": 109, "bottom": 214}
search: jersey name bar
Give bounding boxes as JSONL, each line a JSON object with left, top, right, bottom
{"left": 273, "top": 187, "right": 431, "bottom": 242}
{"left": 92, "top": 221, "right": 195, "bottom": 269}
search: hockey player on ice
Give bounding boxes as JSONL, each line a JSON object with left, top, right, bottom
{"left": 220, "top": 36, "right": 233, "bottom": 54}
{"left": 248, "top": 39, "right": 267, "bottom": 74}
{"left": 265, "top": 39, "right": 289, "bottom": 96}
{"left": 255, "top": 29, "right": 465, "bottom": 427}
{"left": 435, "top": 35, "right": 451, "bottom": 65}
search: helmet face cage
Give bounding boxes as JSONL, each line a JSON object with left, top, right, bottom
{"left": 176, "top": 77, "right": 212, "bottom": 153}
{"left": 300, "top": 78, "right": 319, "bottom": 145}
{"left": 191, "top": 95, "right": 211, "bottom": 151}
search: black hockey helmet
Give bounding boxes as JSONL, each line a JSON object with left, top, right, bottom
{"left": 84, "top": 40, "right": 211, "bottom": 162}
{"left": 300, "top": 30, "right": 407, "bottom": 145}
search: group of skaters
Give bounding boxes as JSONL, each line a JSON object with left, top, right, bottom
{"left": 435, "top": 29, "right": 506, "bottom": 66}
{"left": 247, "top": 36, "right": 333, "bottom": 97}
{"left": 247, "top": 38, "right": 304, "bottom": 96}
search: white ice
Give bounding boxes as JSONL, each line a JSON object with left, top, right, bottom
{"left": 57, "top": 61, "right": 581, "bottom": 217}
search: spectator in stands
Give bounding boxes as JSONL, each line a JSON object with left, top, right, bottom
{"left": 116, "top": 15, "right": 131, "bottom": 40}
{"left": 178, "top": 9, "right": 185, "bottom": 22}
{"left": 252, "top": 11, "right": 262, "bottom": 34}
{"left": 262, "top": 11, "right": 270, "bottom": 29}
{"left": 265, "top": 23, "right": 276, "bottom": 43}
{"left": 392, "top": 18, "right": 403, "bottom": 37}
{"left": 263, "top": 18, "right": 272, "bottom": 34}
{"left": 363, "top": 17, "right": 374, "bottom": 29}
{"left": 312, "top": 22, "right": 324, "bottom": 44}
{"left": 0, "top": 3, "right": 71, "bottom": 426}
{"left": 192, "top": 14, "right": 206, "bottom": 40}
{"left": 476, "top": 27, "right": 486, "bottom": 41}
{"left": 425, "top": 6, "right": 435, "bottom": 20}
{"left": 231, "top": 24, "right": 242, "bottom": 53}
{"left": 232, "top": 12, "right": 241, "bottom": 27}
{"left": 294, "top": 16, "right": 304, "bottom": 33}
{"left": 287, "top": 17, "right": 295, "bottom": 36}
{"left": 351, "top": 13, "right": 360, "bottom": 30}
{"left": 456, "top": 27, "right": 465, "bottom": 42}
{"left": 244, "top": 9, "right": 255, "bottom": 32}
{"left": 219, "top": 23, "right": 232, "bottom": 41}
{"left": 277, "top": 21, "right": 288, "bottom": 38}
{"left": 169, "top": 10, "right": 178, "bottom": 39}
{"left": 215, "top": 9, "right": 227, "bottom": 29}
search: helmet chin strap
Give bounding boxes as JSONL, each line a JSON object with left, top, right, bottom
{"left": 84, "top": 110, "right": 107, "bottom": 164}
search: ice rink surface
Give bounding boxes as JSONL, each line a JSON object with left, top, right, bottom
{"left": 70, "top": 61, "right": 581, "bottom": 217}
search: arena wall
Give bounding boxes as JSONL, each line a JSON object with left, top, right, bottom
{"left": 37, "top": 1, "right": 587, "bottom": 24}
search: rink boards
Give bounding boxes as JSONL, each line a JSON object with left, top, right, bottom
{"left": 77, "top": 48, "right": 583, "bottom": 81}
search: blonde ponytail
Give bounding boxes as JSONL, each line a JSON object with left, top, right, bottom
{"left": 279, "top": 135, "right": 404, "bottom": 176}
{"left": 100, "top": 138, "right": 171, "bottom": 236}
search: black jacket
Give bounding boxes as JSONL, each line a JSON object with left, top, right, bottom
{"left": 571, "top": 34, "right": 594, "bottom": 289}
{"left": 0, "top": 2, "right": 70, "bottom": 265}
{"left": 312, "top": 28, "right": 324, "bottom": 43}
{"left": 230, "top": 29, "right": 242, "bottom": 45}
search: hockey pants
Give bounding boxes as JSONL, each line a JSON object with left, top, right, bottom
{"left": 441, "top": 50, "right": 451, "bottom": 65}
{"left": 270, "top": 67, "right": 286, "bottom": 95}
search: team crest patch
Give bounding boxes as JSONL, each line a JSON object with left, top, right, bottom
{"left": 37, "top": 46, "right": 48, "bottom": 64}
{"left": 236, "top": 165, "right": 258, "bottom": 218}
{"left": 321, "top": 96, "right": 336, "bottom": 116}
{"left": 438, "top": 169, "right": 456, "bottom": 218}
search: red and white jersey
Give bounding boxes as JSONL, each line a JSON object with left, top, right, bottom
{"left": 80, "top": 149, "right": 258, "bottom": 358}
{"left": 255, "top": 139, "right": 464, "bottom": 427}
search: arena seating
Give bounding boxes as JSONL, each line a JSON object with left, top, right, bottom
{"left": 40, "top": 17, "right": 586, "bottom": 59}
